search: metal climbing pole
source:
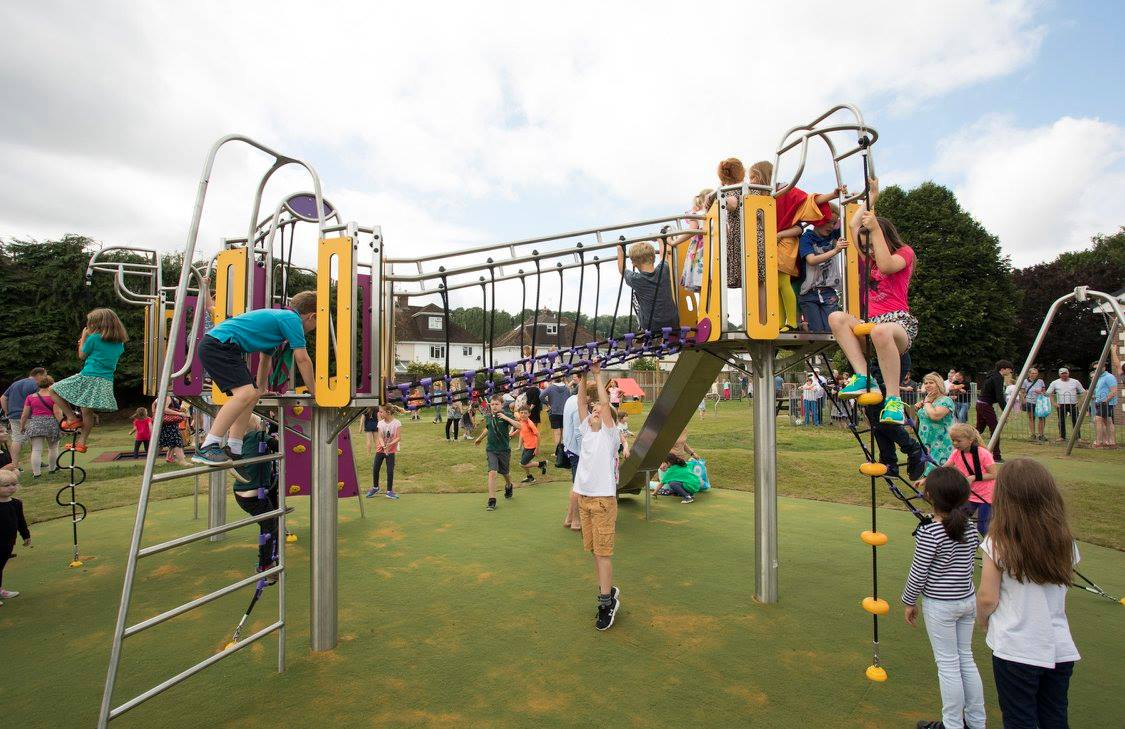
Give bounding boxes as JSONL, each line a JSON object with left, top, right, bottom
{"left": 749, "top": 342, "right": 778, "bottom": 603}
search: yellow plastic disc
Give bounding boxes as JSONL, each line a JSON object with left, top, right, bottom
{"left": 852, "top": 322, "right": 876, "bottom": 337}
{"left": 293, "top": 406, "right": 305, "bottom": 416}
{"left": 860, "top": 530, "right": 889, "bottom": 546}
{"left": 860, "top": 462, "right": 889, "bottom": 477}
{"left": 69, "top": 560, "right": 84, "bottom": 568}
{"left": 857, "top": 391, "right": 884, "bottom": 406}
{"left": 862, "top": 597, "right": 890, "bottom": 615}
{"left": 292, "top": 444, "right": 307, "bottom": 454}
{"left": 295, "top": 386, "right": 309, "bottom": 395}
{"left": 865, "top": 665, "right": 888, "bottom": 682}
{"left": 337, "top": 481, "right": 345, "bottom": 491}
{"left": 285, "top": 534, "right": 298, "bottom": 543}
{"left": 289, "top": 484, "right": 301, "bottom": 495}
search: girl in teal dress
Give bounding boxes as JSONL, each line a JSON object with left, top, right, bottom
{"left": 50, "top": 308, "right": 127, "bottom": 453}
{"left": 916, "top": 372, "right": 955, "bottom": 474}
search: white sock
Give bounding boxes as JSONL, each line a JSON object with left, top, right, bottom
{"left": 203, "top": 434, "right": 222, "bottom": 448}
{"left": 227, "top": 439, "right": 243, "bottom": 455}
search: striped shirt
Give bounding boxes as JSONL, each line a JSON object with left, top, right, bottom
{"left": 901, "top": 520, "right": 979, "bottom": 606}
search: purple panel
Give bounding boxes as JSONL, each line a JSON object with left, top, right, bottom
{"left": 281, "top": 404, "right": 360, "bottom": 499}
{"left": 248, "top": 263, "right": 268, "bottom": 379}
{"left": 357, "top": 273, "right": 373, "bottom": 395}
{"left": 286, "top": 193, "right": 335, "bottom": 222}
{"left": 172, "top": 296, "right": 204, "bottom": 397}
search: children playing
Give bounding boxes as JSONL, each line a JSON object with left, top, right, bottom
{"left": 617, "top": 240, "right": 680, "bottom": 335}
{"left": 49, "top": 308, "right": 128, "bottom": 453}
{"left": 797, "top": 204, "right": 848, "bottom": 332}
{"left": 945, "top": 423, "right": 999, "bottom": 535}
{"left": 193, "top": 290, "right": 317, "bottom": 471}
{"left": 19, "top": 376, "right": 60, "bottom": 477}
{"left": 130, "top": 407, "right": 153, "bottom": 458}
{"left": 902, "top": 467, "right": 986, "bottom": 729}
{"left": 977, "top": 458, "right": 1080, "bottom": 728}
{"left": 516, "top": 407, "right": 547, "bottom": 484}
{"left": 829, "top": 180, "right": 919, "bottom": 426}
{"left": 232, "top": 415, "right": 280, "bottom": 579}
{"left": 474, "top": 395, "right": 518, "bottom": 511}
{"left": 156, "top": 394, "right": 191, "bottom": 466}
{"left": 366, "top": 405, "right": 401, "bottom": 500}
{"left": 658, "top": 453, "right": 702, "bottom": 503}
{"left": 572, "top": 362, "right": 621, "bottom": 631}
{"left": 0, "top": 470, "right": 31, "bottom": 604}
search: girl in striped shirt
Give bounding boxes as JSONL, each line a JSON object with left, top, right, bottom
{"left": 902, "top": 466, "right": 986, "bottom": 729}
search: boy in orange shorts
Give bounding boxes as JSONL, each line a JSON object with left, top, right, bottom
{"left": 573, "top": 362, "right": 621, "bottom": 630}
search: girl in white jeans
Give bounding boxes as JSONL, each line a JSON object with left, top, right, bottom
{"left": 902, "top": 467, "right": 986, "bottom": 729}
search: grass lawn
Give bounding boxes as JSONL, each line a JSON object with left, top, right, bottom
{"left": 3, "top": 406, "right": 1122, "bottom": 727}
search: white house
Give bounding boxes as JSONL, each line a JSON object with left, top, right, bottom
{"left": 392, "top": 300, "right": 483, "bottom": 373}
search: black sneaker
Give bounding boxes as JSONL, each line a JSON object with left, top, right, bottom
{"left": 915, "top": 721, "right": 944, "bottom": 729}
{"left": 907, "top": 450, "right": 927, "bottom": 481}
{"left": 504, "top": 484, "right": 513, "bottom": 499}
{"left": 486, "top": 498, "right": 497, "bottom": 511}
{"left": 223, "top": 447, "right": 252, "bottom": 484}
{"left": 539, "top": 460, "right": 547, "bottom": 476}
{"left": 520, "top": 475, "right": 534, "bottom": 484}
{"left": 596, "top": 596, "right": 620, "bottom": 631}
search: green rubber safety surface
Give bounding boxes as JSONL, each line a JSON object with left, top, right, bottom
{"left": 3, "top": 485, "right": 1122, "bottom": 728}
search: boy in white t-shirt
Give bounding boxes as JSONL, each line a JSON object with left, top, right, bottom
{"left": 573, "top": 362, "right": 621, "bottom": 631}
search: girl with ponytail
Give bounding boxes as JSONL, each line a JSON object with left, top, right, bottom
{"left": 901, "top": 467, "right": 987, "bottom": 729}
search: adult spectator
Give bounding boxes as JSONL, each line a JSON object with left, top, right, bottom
{"left": 1019, "top": 366, "right": 1047, "bottom": 442}
{"left": 1, "top": 368, "right": 48, "bottom": 470}
{"left": 917, "top": 373, "right": 955, "bottom": 474}
{"left": 976, "top": 360, "right": 1012, "bottom": 463}
{"left": 945, "top": 370, "right": 969, "bottom": 423}
{"left": 900, "top": 371, "right": 917, "bottom": 406}
{"left": 1045, "top": 368, "right": 1084, "bottom": 442}
{"left": 801, "top": 373, "right": 823, "bottom": 426}
{"left": 543, "top": 374, "right": 571, "bottom": 450}
{"left": 1092, "top": 362, "right": 1118, "bottom": 448}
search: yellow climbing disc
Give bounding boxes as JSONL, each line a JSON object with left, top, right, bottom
{"left": 857, "top": 391, "right": 884, "bottom": 406}
{"left": 862, "top": 597, "right": 890, "bottom": 615}
{"left": 289, "top": 484, "right": 301, "bottom": 495}
{"left": 852, "top": 321, "right": 876, "bottom": 337}
{"left": 286, "top": 533, "right": 298, "bottom": 543}
{"left": 866, "top": 665, "right": 888, "bottom": 682}
{"left": 292, "top": 444, "right": 307, "bottom": 454}
{"left": 860, "top": 462, "right": 889, "bottom": 477}
{"left": 860, "top": 530, "right": 889, "bottom": 546}
{"left": 69, "top": 560, "right": 83, "bottom": 568}
{"left": 293, "top": 406, "right": 305, "bottom": 416}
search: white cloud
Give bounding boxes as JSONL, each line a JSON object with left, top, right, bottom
{"left": 934, "top": 115, "right": 1125, "bottom": 266}
{"left": 0, "top": 0, "right": 1047, "bottom": 268}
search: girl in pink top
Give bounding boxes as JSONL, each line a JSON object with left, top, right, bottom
{"left": 366, "top": 405, "right": 402, "bottom": 500}
{"left": 829, "top": 178, "right": 918, "bottom": 427}
{"left": 19, "top": 376, "right": 60, "bottom": 477}
{"left": 130, "top": 407, "right": 153, "bottom": 458}
{"left": 944, "top": 423, "right": 1000, "bottom": 535}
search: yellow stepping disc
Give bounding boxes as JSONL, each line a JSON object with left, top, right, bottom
{"left": 860, "top": 462, "right": 888, "bottom": 477}
{"left": 289, "top": 484, "right": 301, "bottom": 495}
{"left": 866, "top": 665, "right": 888, "bottom": 682}
{"left": 862, "top": 597, "right": 890, "bottom": 615}
{"left": 853, "top": 322, "right": 876, "bottom": 336}
{"left": 285, "top": 533, "right": 298, "bottom": 543}
{"left": 860, "top": 530, "right": 888, "bottom": 546}
{"left": 292, "top": 444, "right": 307, "bottom": 454}
{"left": 857, "top": 391, "right": 884, "bottom": 406}
{"left": 69, "top": 560, "right": 84, "bottom": 568}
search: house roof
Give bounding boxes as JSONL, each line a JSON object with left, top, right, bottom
{"left": 493, "top": 311, "right": 598, "bottom": 349}
{"left": 393, "top": 302, "right": 478, "bottom": 344}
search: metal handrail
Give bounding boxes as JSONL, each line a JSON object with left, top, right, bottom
{"left": 137, "top": 506, "right": 287, "bottom": 558}
{"left": 124, "top": 565, "right": 283, "bottom": 638}
{"left": 150, "top": 453, "right": 281, "bottom": 483}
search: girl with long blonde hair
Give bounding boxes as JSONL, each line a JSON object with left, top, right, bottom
{"left": 50, "top": 308, "right": 128, "bottom": 453}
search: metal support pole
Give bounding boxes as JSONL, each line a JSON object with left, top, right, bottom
{"left": 750, "top": 342, "right": 778, "bottom": 604}
{"left": 643, "top": 469, "right": 652, "bottom": 521}
{"left": 1066, "top": 319, "right": 1119, "bottom": 456}
{"left": 309, "top": 406, "right": 338, "bottom": 652}
{"left": 207, "top": 471, "right": 225, "bottom": 542}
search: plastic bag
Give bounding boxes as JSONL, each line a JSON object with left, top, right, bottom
{"left": 688, "top": 458, "right": 710, "bottom": 490}
{"left": 1035, "top": 396, "right": 1052, "bottom": 418}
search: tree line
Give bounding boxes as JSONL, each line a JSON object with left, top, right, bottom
{"left": 1, "top": 183, "right": 1121, "bottom": 408}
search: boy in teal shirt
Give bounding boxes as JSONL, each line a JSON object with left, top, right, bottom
{"left": 193, "top": 291, "right": 317, "bottom": 472}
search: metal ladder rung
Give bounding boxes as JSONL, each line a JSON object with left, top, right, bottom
{"left": 109, "top": 619, "right": 284, "bottom": 722}
{"left": 124, "top": 565, "right": 283, "bottom": 638}
{"left": 138, "top": 506, "right": 291, "bottom": 559}
{"left": 150, "top": 453, "right": 282, "bottom": 483}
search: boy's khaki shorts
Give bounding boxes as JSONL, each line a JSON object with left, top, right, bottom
{"left": 578, "top": 495, "right": 617, "bottom": 557}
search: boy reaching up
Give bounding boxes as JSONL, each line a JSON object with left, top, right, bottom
{"left": 573, "top": 361, "right": 622, "bottom": 631}
{"left": 617, "top": 239, "right": 680, "bottom": 335}
{"left": 193, "top": 291, "right": 317, "bottom": 475}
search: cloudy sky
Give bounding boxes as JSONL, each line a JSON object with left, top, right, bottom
{"left": 2, "top": 0, "right": 1123, "bottom": 303}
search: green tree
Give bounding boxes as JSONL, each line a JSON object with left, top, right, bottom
{"left": 875, "top": 183, "right": 1019, "bottom": 378}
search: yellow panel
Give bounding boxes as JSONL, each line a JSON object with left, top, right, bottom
{"left": 695, "top": 202, "right": 723, "bottom": 343}
{"left": 211, "top": 248, "right": 248, "bottom": 404}
{"left": 618, "top": 401, "right": 643, "bottom": 416}
{"left": 742, "top": 194, "right": 779, "bottom": 340}
{"left": 671, "top": 228, "right": 698, "bottom": 329}
{"left": 316, "top": 237, "right": 354, "bottom": 407}
{"left": 843, "top": 202, "right": 862, "bottom": 318}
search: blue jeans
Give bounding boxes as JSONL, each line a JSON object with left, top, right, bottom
{"left": 992, "top": 656, "right": 1073, "bottom": 728}
{"left": 955, "top": 400, "right": 970, "bottom": 423}
{"left": 921, "top": 596, "right": 986, "bottom": 729}
{"left": 967, "top": 501, "right": 991, "bottom": 535}
{"left": 803, "top": 399, "right": 821, "bottom": 426}
{"left": 798, "top": 288, "right": 839, "bottom": 333}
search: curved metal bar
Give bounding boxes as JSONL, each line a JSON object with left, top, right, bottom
{"left": 113, "top": 268, "right": 157, "bottom": 306}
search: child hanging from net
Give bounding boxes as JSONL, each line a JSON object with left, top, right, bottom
{"left": 617, "top": 239, "right": 680, "bottom": 337}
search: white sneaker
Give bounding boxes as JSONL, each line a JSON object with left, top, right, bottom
{"left": 0, "top": 589, "right": 19, "bottom": 599}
